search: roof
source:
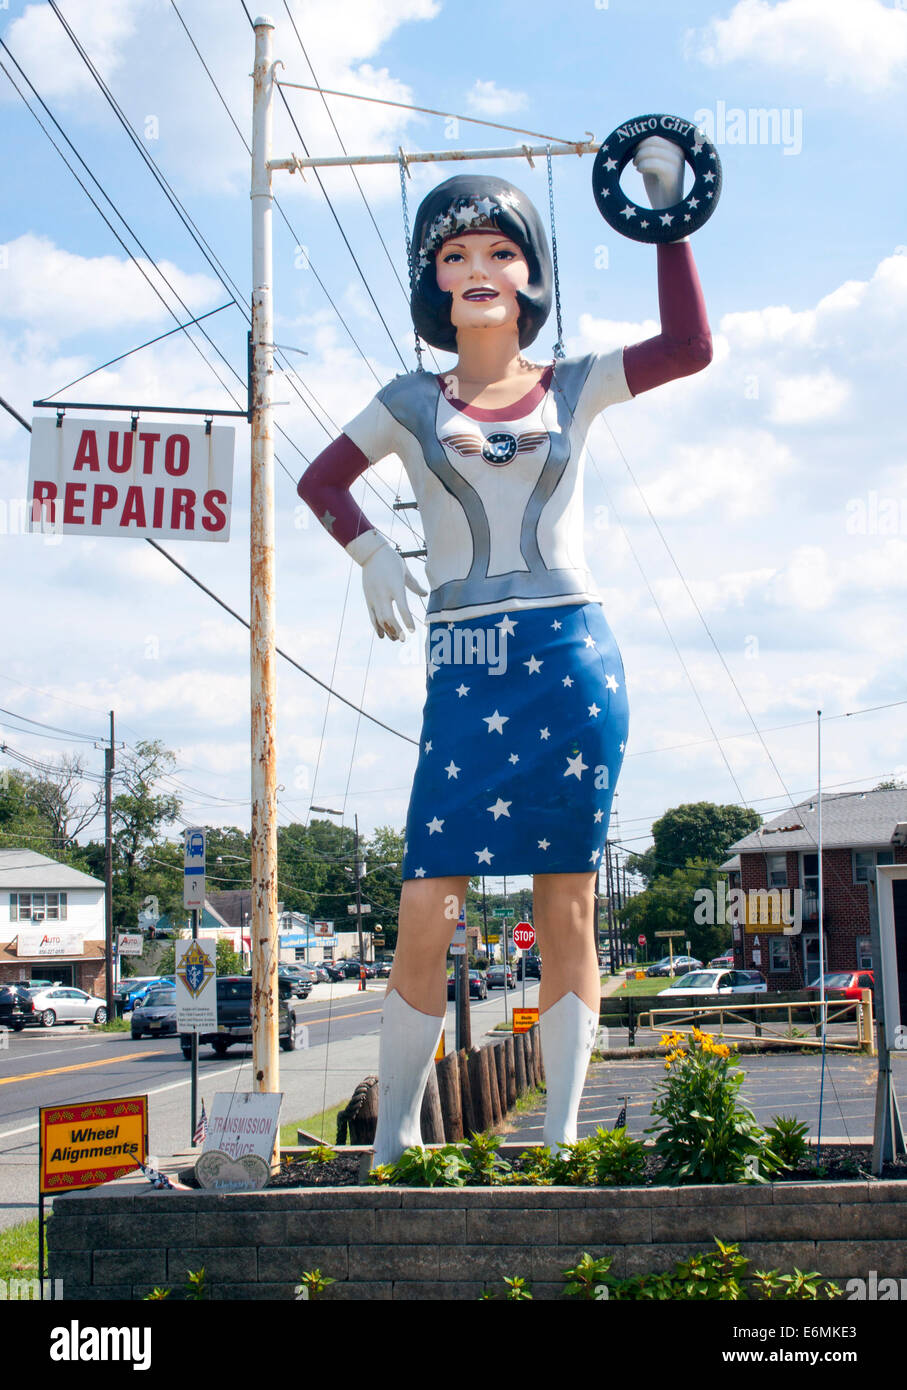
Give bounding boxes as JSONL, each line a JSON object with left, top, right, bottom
{"left": 0, "top": 849, "right": 105, "bottom": 890}
{"left": 730, "top": 789, "right": 907, "bottom": 854}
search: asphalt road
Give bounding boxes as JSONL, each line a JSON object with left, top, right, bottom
{"left": 0, "top": 977, "right": 538, "bottom": 1229}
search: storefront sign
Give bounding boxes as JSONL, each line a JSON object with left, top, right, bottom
{"left": 175, "top": 938, "right": 217, "bottom": 1032}
{"left": 512, "top": 1007, "right": 540, "bottom": 1034}
{"left": 40, "top": 1095, "right": 148, "bottom": 1194}
{"left": 16, "top": 928, "right": 84, "bottom": 956}
{"left": 204, "top": 1091, "right": 282, "bottom": 1161}
{"left": 117, "top": 933, "right": 143, "bottom": 956}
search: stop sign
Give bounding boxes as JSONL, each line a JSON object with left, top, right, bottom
{"left": 638, "top": 934, "right": 646, "bottom": 945}
{"left": 513, "top": 921, "right": 535, "bottom": 951}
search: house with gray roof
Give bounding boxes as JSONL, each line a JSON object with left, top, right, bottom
{"left": 0, "top": 849, "right": 107, "bottom": 993}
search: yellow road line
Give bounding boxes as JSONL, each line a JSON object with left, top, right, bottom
{"left": 303, "top": 1006, "right": 383, "bottom": 1026}
{"left": 0, "top": 1050, "right": 168, "bottom": 1087}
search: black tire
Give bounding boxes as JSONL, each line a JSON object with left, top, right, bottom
{"left": 132, "top": 1030, "right": 143, "bottom": 1041}
{"left": 12, "top": 1023, "right": 25, "bottom": 1032}
{"left": 41, "top": 1010, "right": 56, "bottom": 1028}
{"left": 281, "top": 1027, "right": 296, "bottom": 1053}
{"left": 94, "top": 1008, "right": 107, "bottom": 1024}
{"left": 181, "top": 1044, "right": 192, "bottom": 1060}
{"left": 212, "top": 1039, "right": 230, "bottom": 1057}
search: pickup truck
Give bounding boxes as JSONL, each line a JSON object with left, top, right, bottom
{"left": 180, "top": 975, "right": 297, "bottom": 1058}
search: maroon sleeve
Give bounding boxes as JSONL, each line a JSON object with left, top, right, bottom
{"left": 623, "top": 241, "right": 713, "bottom": 396}
{"left": 297, "top": 434, "right": 377, "bottom": 548}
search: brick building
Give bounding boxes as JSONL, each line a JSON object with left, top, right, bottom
{"left": 724, "top": 788, "right": 907, "bottom": 990}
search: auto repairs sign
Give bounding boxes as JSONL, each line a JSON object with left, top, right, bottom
{"left": 40, "top": 1095, "right": 148, "bottom": 1194}
{"left": 27, "top": 417, "right": 234, "bottom": 541}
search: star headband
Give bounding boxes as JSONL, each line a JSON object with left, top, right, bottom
{"left": 415, "top": 191, "right": 521, "bottom": 272}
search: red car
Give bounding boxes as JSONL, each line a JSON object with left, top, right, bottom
{"left": 807, "top": 971, "right": 874, "bottom": 1000}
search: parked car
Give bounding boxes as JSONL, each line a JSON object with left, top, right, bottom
{"left": 0, "top": 984, "right": 38, "bottom": 1031}
{"left": 646, "top": 955, "right": 703, "bottom": 978}
{"left": 320, "top": 961, "right": 347, "bottom": 982}
{"left": 374, "top": 960, "right": 393, "bottom": 979}
{"left": 180, "top": 976, "right": 297, "bottom": 1058}
{"left": 276, "top": 965, "right": 313, "bottom": 999}
{"left": 28, "top": 986, "right": 109, "bottom": 1026}
{"left": 709, "top": 953, "right": 735, "bottom": 968}
{"left": 660, "top": 969, "right": 767, "bottom": 997}
{"left": 447, "top": 970, "right": 488, "bottom": 1000}
{"left": 486, "top": 965, "right": 516, "bottom": 990}
{"left": 341, "top": 960, "right": 376, "bottom": 979}
{"left": 131, "top": 987, "right": 177, "bottom": 1040}
{"left": 516, "top": 955, "right": 542, "bottom": 981}
{"left": 312, "top": 964, "right": 332, "bottom": 983}
{"left": 114, "top": 976, "right": 168, "bottom": 1011}
{"left": 807, "top": 971, "right": 875, "bottom": 1000}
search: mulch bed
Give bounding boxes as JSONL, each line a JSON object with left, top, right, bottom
{"left": 263, "top": 1144, "right": 907, "bottom": 1189}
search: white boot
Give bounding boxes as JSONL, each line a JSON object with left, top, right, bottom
{"left": 371, "top": 989, "right": 445, "bottom": 1168}
{"left": 539, "top": 992, "right": 598, "bottom": 1148}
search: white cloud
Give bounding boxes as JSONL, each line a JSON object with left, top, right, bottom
{"left": 769, "top": 370, "right": 851, "bottom": 425}
{"left": 465, "top": 80, "right": 529, "bottom": 117}
{"left": 635, "top": 431, "right": 796, "bottom": 522}
{"left": 3, "top": 0, "right": 142, "bottom": 101}
{"left": 0, "top": 235, "right": 220, "bottom": 339}
{"left": 688, "top": 0, "right": 907, "bottom": 91}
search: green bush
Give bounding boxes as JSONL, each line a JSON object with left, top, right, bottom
{"left": 765, "top": 1115, "right": 810, "bottom": 1170}
{"left": 647, "top": 1028, "right": 782, "bottom": 1184}
{"left": 520, "top": 1127, "right": 647, "bottom": 1187}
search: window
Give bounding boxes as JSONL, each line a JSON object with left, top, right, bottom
{"left": 10, "top": 892, "right": 68, "bottom": 921}
{"left": 767, "top": 854, "right": 788, "bottom": 887}
{"left": 854, "top": 850, "right": 895, "bottom": 883}
{"left": 856, "top": 936, "right": 873, "bottom": 969}
{"left": 768, "top": 937, "right": 792, "bottom": 972}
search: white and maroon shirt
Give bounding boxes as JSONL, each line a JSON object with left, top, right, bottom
{"left": 342, "top": 351, "right": 630, "bottom": 622}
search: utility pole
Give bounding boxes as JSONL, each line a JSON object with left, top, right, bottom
{"left": 250, "top": 16, "right": 279, "bottom": 1095}
{"left": 354, "top": 814, "right": 366, "bottom": 989}
{"left": 103, "top": 710, "right": 115, "bottom": 1018}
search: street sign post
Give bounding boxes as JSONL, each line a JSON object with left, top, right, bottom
{"left": 183, "top": 827, "right": 206, "bottom": 909}
{"left": 513, "top": 922, "right": 535, "bottom": 1007}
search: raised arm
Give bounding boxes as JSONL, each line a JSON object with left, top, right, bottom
{"left": 623, "top": 240, "right": 712, "bottom": 396}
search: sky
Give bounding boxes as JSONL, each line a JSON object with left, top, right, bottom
{"left": 1, "top": 0, "right": 906, "bottom": 892}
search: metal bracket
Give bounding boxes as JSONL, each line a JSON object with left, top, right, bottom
{"left": 55, "top": 409, "right": 64, "bottom": 429}
{"left": 398, "top": 146, "right": 411, "bottom": 178}
{"left": 521, "top": 144, "right": 535, "bottom": 169}
{"left": 130, "top": 412, "right": 139, "bottom": 433}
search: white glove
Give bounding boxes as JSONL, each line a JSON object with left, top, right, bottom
{"left": 345, "top": 530, "right": 427, "bottom": 641}
{"left": 633, "top": 135, "right": 685, "bottom": 210}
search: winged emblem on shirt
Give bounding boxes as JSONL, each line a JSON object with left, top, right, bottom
{"left": 441, "top": 431, "right": 549, "bottom": 466}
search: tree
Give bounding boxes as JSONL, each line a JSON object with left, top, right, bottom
{"left": 875, "top": 779, "right": 907, "bottom": 791}
{"left": 21, "top": 754, "right": 103, "bottom": 851}
{"left": 620, "top": 860, "right": 729, "bottom": 965}
{"left": 110, "top": 741, "right": 183, "bottom": 932}
{"left": 627, "top": 802, "right": 761, "bottom": 886}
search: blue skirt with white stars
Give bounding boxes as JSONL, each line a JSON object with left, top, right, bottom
{"left": 401, "top": 602, "right": 629, "bottom": 879}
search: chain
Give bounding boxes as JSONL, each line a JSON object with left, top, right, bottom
{"left": 398, "top": 153, "right": 424, "bottom": 372}
{"left": 546, "top": 146, "right": 566, "bottom": 360}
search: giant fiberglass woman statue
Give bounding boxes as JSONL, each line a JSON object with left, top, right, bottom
{"left": 299, "top": 136, "right": 712, "bottom": 1164}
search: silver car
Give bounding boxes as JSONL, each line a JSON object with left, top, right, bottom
{"left": 28, "top": 986, "right": 108, "bottom": 1027}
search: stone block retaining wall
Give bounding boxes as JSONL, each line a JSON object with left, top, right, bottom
{"left": 48, "top": 1179, "right": 907, "bottom": 1301}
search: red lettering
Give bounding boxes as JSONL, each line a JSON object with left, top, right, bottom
{"left": 63, "top": 482, "right": 87, "bottom": 525}
{"left": 107, "top": 430, "right": 134, "bottom": 474}
{"left": 31, "top": 481, "right": 57, "bottom": 524}
{"left": 119, "top": 485, "right": 147, "bottom": 528}
{"left": 138, "top": 432, "right": 160, "bottom": 475}
{"left": 91, "top": 485, "right": 119, "bottom": 526}
{"left": 201, "top": 489, "right": 227, "bottom": 533}
{"left": 170, "top": 489, "right": 195, "bottom": 530}
{"left": 151, "top": 487, "right": 165, "bottom": 529}
{"left": 164, "top": 434, "right": 190, "bottom": 476}
{"left": 73, "top": 430, "right": 99, "bottom": 472}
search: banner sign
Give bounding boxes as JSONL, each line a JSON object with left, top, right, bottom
{"left": 40, "top": 1095, "right": 148, "bottom": 1194}
{"left": 28, "top": 418, "right": 234, "bottom": 541}
{"left": 117, "top": 933, "right": 143, "bottom": 957}
{"left": 175, "top": 937, "right": 218, "bottom": 1032}
{"left": 16, "top": 928, "right": 84, "bottom": 957}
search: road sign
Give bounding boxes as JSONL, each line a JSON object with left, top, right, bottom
{"left": 638, "top": 934, "right": 646, "bottom": 945}
{"left": 513, "top": 1007, "right": 539, "bottom": 1034}
{"left": 117, "top": 933, "right": 143, "bottom": 957}
{"left": 493, "top": 908, "right": 512, "bottom": 918}
{"left": 40, "top": 1095, "right": 148, "bottom": 1194}
{"left": 513, "top": 921, "right": 535, "bottom": 951}
{"left": 175, "top": 938, "right": 218, "bottom": 1033}
{"left": 654, "top": 930, "right": 684, "bottom": 938}
{"left": 28, "top": 417, "right": 235, "bottom": 542}
{"left": 183, "top": 826, "right": 206, "bottom": 909}
{"left": 450, "top": 909, "right": 467, "bottom": 956}
{"left": 346, "top": 903, "right": 372, "bottom": 913}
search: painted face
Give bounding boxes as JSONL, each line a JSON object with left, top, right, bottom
{"left": 435, "top": 232, "right": 530, "bottom": 335}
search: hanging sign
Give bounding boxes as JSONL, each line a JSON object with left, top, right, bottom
{"left": 184, "top": 826, "right": 206, "bottom": 909}
{"left": 27, "top": 417, "right": 234, "bottom": 541}
{"left": 175, "top": 937, "right": 218, "bottom": 1032}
